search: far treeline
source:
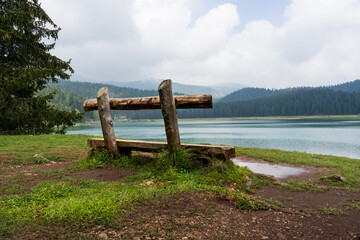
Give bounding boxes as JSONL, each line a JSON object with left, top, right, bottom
{"left": 47, "top": 80, "right": 360, "bottom": 121}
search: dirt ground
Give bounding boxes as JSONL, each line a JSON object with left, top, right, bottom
{"left": 1, "top": 153, "right": 359, "bottom": 240}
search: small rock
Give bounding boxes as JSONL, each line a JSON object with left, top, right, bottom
{"left": 133, "top": 237, "right": 140, "bottom": 240}
{"left": 33, "top": 154, "right": 46, "bottom": 159}
{"left": 276, "top": 232, "right": 287, "bottom": 240}
{"left": 333, "top": 174, "right": 346, "bottom": 182}
{"left": 182, "top": 237, "right": 189, "bottom": 240}
{"left": 140, "top": 181, "right": 154, "bottom": 186}
{"left": 98, "top": 232, "right": 108, "bottom": 239}
{"left": 24, "top": 172, "right": 37, "bottom": 176}
{"left": 33, "top": 154, "right": 50, "bottom": 162}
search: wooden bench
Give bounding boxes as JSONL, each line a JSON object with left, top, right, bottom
{"left": 83, "top": 79, "right": 235, "bottom": 160}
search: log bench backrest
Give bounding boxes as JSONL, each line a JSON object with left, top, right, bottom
{"left": 83, "top": 79, "right": 213, "bottom": 154}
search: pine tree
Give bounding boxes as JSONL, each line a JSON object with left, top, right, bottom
{"left": 0, "top": 0, "right": 82, "bottom": 134}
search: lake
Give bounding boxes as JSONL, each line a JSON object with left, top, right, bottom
{"left": 66, "top": 119, "right": 360, "bottom": 159}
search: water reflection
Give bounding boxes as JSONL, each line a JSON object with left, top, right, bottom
{"left": 232, "top": 158, "right": 307, "bottom": 179}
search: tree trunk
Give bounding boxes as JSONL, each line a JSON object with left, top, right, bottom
{"left": 158, "top": 80, "right": 181, "bottom": 151}
{"left": 97, "top": 87, "right": 119, "bottom": 155}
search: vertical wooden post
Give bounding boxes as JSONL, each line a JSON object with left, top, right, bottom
{"left": 158, "top": 79, "right": 181, "bottom": 151}
{"left": 97, "top": 87, "right": 119, "bottom": 155}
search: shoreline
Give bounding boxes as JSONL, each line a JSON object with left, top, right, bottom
{"left": 75, "top": 114, "right": 360, "bottom": 126}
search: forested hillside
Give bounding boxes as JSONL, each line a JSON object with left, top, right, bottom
{"left": 219, "top": 79, "right": 360, "bottom": 103}
{"left": 220, "top": 88, "right": 288, "bottom": 102}
{"left": 45, "top": 80, "right": 360, "bottom": 121}
{"left": 196, "top": 88, "right": 360, "bottom": 118}
{"left": 329, "top": 79, "right": 360, "bottom": 92}
{"left": 44, "top": 81, "right": 160, "bottom": 121}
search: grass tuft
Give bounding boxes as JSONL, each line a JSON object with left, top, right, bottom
{"left": 319, "top": 206, "right": 347, "bottom": 215}
{"left": 155, "top": 149, "right": 199, "bottom": 172}
{"left": 234, "top": 194, "right": 268, "bottom": 210}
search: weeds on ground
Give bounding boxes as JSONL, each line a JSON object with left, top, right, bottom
{"left": 0, "top": 148, "right": 256, "bottom": 237}
{"left": 345, "top": 199, "right": 360, "bottom": 211}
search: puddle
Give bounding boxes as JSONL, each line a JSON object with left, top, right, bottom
{"left": 232, "top": 158, "right": 307, "bottom": 179}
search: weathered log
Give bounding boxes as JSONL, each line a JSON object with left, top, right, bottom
{"left": 88, "top": 139, "right": 236, "bottom": 160}
{"left": 83, "top": 94, "right": 212, "bottom": 112}
{"left": 97, "top": 87, "right": 119, "bottom": 155}
{"left": 158, "top": 80, "right": 181, "bottom": 151}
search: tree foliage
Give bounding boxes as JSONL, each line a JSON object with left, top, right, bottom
{"left": 0, "top": 0, "right": 82, "bottom": 134}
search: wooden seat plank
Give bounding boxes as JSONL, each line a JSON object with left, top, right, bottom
{"left": 88, "top": 139, "right": 235, "bottom": 160}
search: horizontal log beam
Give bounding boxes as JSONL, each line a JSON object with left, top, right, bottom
{"left": 83, "top": 94, "right": 212, "bottom": 112}
{"left": 88, "top": 139, "right": 235, "bottom": 160}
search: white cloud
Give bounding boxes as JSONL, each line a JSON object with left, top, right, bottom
{"left": 41, "top": 0, "right": 360, "bottom": 88}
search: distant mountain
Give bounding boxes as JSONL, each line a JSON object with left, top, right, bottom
{"left": 209, "top": 83, "right": 247, "bottom": 98}
{"left": 51, "top": 81, "right": 159, "bottom": 99}
{"left": 172, "top": 82, "right": 227, "bottom": 99}
{"left": 107, "top": 79, "right": 161, "bottom": 91}
{"left": 219, "top": 80, "right": 360, "bottom": 103}
{"left": 108, "top": 79, "right": 246, "bottom": 99}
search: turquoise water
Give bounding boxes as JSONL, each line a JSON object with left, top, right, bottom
{"left": 67, "top": 119, "right": 360, "bottom": 159}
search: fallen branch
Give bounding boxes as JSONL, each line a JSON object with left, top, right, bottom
{"left": 248, "top": 196, "right": 311, "bottom": 217}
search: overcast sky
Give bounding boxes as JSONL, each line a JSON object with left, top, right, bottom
{"left": 41, "top": 0, "right": 360, "bottom": 88}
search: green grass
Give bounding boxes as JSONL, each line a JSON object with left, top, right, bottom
{"left": 0, "top": 134, "right": 89, "bottom": 164}
{"left": 235, "top": 147, "right": 360, "bottom": 186}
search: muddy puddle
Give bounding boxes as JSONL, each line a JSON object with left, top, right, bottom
{"left": 232, "top": 158, "right": 307, "bottom": 179}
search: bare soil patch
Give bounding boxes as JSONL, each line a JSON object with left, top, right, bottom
{"left": 256, "top": 186, "right": 359, "bottom": 212}
{"left": 87, "top": 191, "right": 359, "bottom": 240}
{"left": 72, "top": 167, "right": 137, "bottom": 182}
